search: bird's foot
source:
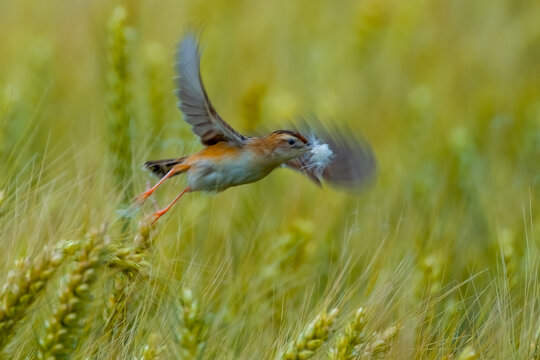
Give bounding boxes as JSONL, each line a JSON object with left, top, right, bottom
{"left": 134, "top": 181, "right": 155, "bottom": 207}
{"left": 134, "top": 191, "right": 152, "bottom": 207}
{"left": 150, "top": 209, "right": 167, "bottom": 224}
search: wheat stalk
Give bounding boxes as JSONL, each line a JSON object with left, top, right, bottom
{"left": 143, "top": 41, "right": 167, "bottom": 150}
{"left": 415, "top": 253, "right": 444, "bottom": 355}
{"left": 106, "top": 5, "right": 133, "bottom": 191}
{"left": 174, "top": 288, "right": 206, "bottom": 359}
{"left": 108, "top": 219, "right": 155, "bottom": 276}
{"left": 103, "top": 220, "right": 155, "bottom": 339}
{"left": 38, "top": 228, "right": 109, "bottom": 359}
{"left": 0, "top": 240, "right": 77, "bottom": 350}
{"left": 499, "top": 228, "right": 518, "bottom": 289}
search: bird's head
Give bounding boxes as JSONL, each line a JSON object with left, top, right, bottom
{"left": 264, "top": 130, "right": 311, "bottom": 163}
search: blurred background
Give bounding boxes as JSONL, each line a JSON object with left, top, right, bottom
{"left": 0, "top": 0, "right": 539, "bottom": 358}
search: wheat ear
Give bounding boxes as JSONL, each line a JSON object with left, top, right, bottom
{"left": 0, "top": 240, "right": 77, "bottom": 350}
{"left": 136, "top": 333, "right": 164, "bottom": 360}
{"left": 103, "top": 220, "right": 155, "bottom": 339}
{"left": 361, "top": 325, "right": 399, "bottom": 359}
{"left": 283, "top": 308, "right": 339, "bottom": 360}
{"left": 38, "top": 229, "right": 109, "bottom": 359}
{"left": 174, "top": 288, "right": 206, "bottom": 359}
{"left": 106, "top": 5, "right": 133, "bottom": 190}
{"left": 328, "top": 307, "right": 368, "bottom": 360}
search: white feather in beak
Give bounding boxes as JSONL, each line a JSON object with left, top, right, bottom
{"left": 304, "top": 134, "right": 335, "bottom": 180}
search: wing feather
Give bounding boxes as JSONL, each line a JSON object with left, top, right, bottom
{"left": 176, "top": 34, "right": 247, "bottom": 146}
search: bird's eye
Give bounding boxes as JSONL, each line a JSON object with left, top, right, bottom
{"left": 288, "top": 138, "right": 295, "bottom": 146}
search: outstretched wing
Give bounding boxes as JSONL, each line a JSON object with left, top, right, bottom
{"left": 176, "top": 34, "right": 247, "bottom": 146}
{"left": 283, "top": 124, "right": 376, "bottom": 189}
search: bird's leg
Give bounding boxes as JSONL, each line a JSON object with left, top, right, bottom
{"left": 134, "top": 169, "right": 176, "bottom": 206}
{"left": 151, "top": 187, "right": 192, "bottom": 223}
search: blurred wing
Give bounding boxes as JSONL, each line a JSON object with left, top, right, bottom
{"left": 176, "top": 34, "right": 247, "bottom": 146}
{"left": 319, "top": 129, "right": 376, "bottom": 187}
{"left": 284, "top": 123, "right": 376, "bottom": 189}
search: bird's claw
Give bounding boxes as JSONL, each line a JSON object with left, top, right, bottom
{"left": 134, "top": 191, "right": 151, "bottom": 207}
{"left": 150, "top": 210, "right": 165, "bottom": 224}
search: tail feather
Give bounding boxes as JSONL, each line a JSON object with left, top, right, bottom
{"left": 143, "top": 157, "right": 188, "bottom": 178}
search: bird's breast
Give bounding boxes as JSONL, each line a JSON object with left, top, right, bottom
{"left": 186, "top": 147, "right": 275, "bottom": 192}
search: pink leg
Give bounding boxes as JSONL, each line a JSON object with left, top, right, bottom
{"left": 151, "top": 187, "right": 192, "bottom": 223}
{"left": 134, "top": 169, "right": 176, "bottom": 205}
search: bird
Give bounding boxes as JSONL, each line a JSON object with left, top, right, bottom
{"left": 135, "top": 34, "right": 376, "bottom": 223}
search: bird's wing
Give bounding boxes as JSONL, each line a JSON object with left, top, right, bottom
{"left": 283, "top": 124, "right": 376, "bottom": 188}
{"left": 176, "top": 34, "right": 247, "bottom": 146}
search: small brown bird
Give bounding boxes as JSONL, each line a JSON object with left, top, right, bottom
{"left": 136, "top": 34, "right": 375, "bottom": 222}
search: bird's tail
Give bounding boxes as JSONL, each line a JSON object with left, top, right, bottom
{"left": 143, "top": 157, "right": 188, "bottom": 178}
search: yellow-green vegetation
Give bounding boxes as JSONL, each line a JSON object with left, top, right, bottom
{"left": 0, "top": 0, "right": 539, "bottom": 359}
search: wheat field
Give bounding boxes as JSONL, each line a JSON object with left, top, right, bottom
{"left": 1, "top": 0, "right": 539, "bottom": 359}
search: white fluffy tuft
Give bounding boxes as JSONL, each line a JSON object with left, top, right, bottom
{"left": 305, "top": 134, "right": 334, "bottom": 179}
